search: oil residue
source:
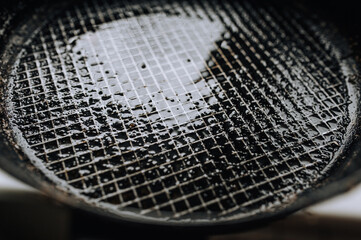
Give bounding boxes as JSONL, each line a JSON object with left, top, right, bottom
{"left": 69, "top": 13, "right": 224, "bottom": 128}
{"left": 5, "top": 0, "right": 357, "bottom": 221}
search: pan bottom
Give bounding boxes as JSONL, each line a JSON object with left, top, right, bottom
{"left": 2, "top": 0, "right": 359, "bottom": 222}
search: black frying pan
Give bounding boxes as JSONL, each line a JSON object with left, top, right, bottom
{"left": 1, "top": 0, "right": 361, "bottom": 234}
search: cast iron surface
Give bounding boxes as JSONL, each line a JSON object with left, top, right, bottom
{"left": 1, "top": 0, "right": 361, "bottom": 229}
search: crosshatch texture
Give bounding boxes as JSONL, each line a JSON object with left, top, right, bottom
{"left": 7, "top": 0, "right": 353, "bottom": 220}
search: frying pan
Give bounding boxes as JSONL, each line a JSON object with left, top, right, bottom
{"left": 1, "top": 0, "right": 361, "bottom": 233}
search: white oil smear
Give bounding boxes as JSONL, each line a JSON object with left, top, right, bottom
{"left": 70, "top": 13, "right": 225, "bottom": 128}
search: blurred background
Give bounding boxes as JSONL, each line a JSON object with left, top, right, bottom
{"left": 2, "top": 169, "right": 361, "bottom": 240}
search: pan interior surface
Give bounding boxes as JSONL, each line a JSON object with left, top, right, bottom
{"left": 2, "top": 0, "right": 359, "bottom": 222}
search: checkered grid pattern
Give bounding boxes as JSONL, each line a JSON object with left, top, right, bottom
{"left": 8, "top": 0, "right": 351, "bottom": 220}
